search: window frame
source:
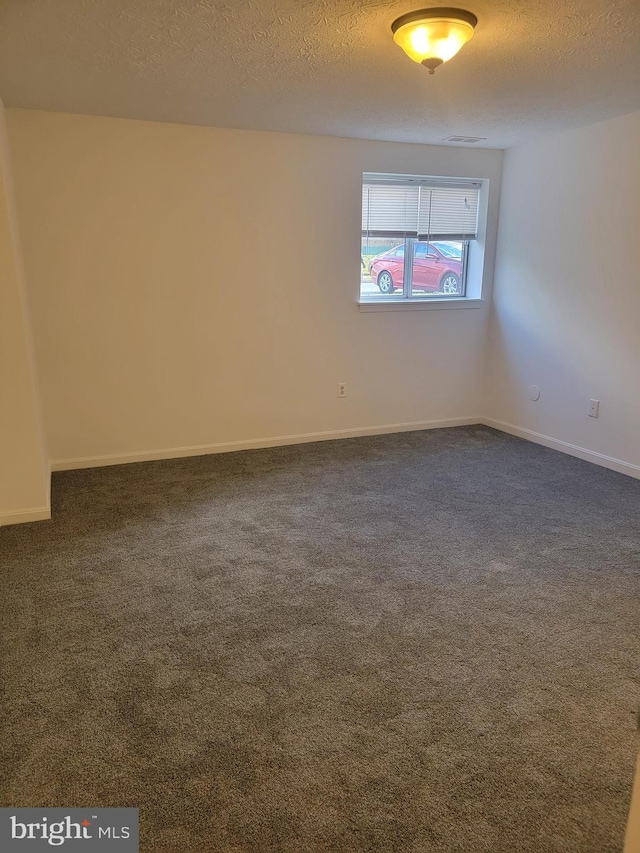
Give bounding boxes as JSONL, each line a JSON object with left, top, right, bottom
{"left": 358, "top": 173, "right": 489, "bottom": 312}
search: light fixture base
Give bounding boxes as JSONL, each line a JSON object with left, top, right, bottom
{"left": 421, "top": 57, "right": 444, "bottom": 74}
{"left": 391, "top": 8, "right": 478, "bottom": 35}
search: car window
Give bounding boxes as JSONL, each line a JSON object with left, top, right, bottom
{"left": 432, "top": 242, "right": 462, "bottom": 260}
{"left": 414, "top": 243, "right": 427, "bottom": 259}
{"left": 394, "top": 246, "right": 405, "bottom": 258}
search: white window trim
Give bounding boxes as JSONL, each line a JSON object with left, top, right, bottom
{"left": 358, "top": 297, "right": 485, "bottom": 312}
{"left": 358, "top": 176, "right": 490, "bottom": 311}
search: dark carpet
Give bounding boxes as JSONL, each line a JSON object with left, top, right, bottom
{"left": 1, "top": 426, "right": 639, "bottom": 852}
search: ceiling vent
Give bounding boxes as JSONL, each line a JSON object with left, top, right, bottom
{"left": 444, "top": 135, "right": 487, "bottom": 143}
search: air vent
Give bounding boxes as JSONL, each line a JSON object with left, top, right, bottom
{"left": 444, "top": 136, "right": 487, "bottom": 144}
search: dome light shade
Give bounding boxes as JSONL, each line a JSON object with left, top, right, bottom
{"left": 391, "top": 8, "right": 477, "bottom": 74}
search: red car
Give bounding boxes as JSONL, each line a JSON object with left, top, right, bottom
{"left": 369, "top": 241, "right": 463, "bottom": 295}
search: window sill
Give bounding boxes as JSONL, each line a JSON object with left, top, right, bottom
{"left": 358, "top": 298, "right": 485, "bottom": 313}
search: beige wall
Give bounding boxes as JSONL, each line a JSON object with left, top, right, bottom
{"left": 626, "top": 753, "right": 640, "bottom": 852}
{"left": 0, "top": 100, "right": 49, "bottom": 524}
{"left": 7, "top": 110, "right": 502, "bottom": 468}
{"left": 486, "top": 110, "right": 640, "bottom": 476}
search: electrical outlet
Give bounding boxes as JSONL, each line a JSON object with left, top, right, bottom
{"left": 588, "top": 399, "right": 599, "bottom": 418}
{"left": 337, "top": 383, "right": 346, "bottom": 398}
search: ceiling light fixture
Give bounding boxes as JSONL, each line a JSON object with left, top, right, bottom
{"left": 391, "top": 7, "right": 477, "bottom": 74}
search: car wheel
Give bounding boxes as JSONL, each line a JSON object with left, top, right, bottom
{"left": 441, "top": 273, "right": 460, "bottom": 294}
{"left": 377, "top": 271, "right": 395, "bottom": 294}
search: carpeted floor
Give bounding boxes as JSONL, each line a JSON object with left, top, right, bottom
{"left": 1, "top": 425, "right": 639, "bottom": 852}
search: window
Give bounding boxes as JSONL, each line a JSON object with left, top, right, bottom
{"left": 361, "top": 173, "right": 482, "bottom": 303}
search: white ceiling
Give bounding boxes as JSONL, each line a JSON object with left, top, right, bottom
{"left": 1, "top": 0, "right": 639, "bottom": 149}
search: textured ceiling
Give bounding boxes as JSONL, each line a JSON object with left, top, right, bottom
{"left": 1, "top": 0, "right": 639, "bottom": 148}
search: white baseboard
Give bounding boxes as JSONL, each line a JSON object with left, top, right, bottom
{"left": 51, "top": 416, "right": 482, "bottom": 472}
{"left": 17, "top": 417, "right": 639, "bottom": 522}
{"left": 50, "top": 418, "right": 640, "bottom": 478}
{"left": 482, "top": 418, "right": 640, "bottom": 480}
{"left": 0, "top": 505, "right": 51, "bottom": 527}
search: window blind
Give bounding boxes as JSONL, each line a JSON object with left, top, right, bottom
{"left": 362, "top": 174, "right": 481, "bottom": 241}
